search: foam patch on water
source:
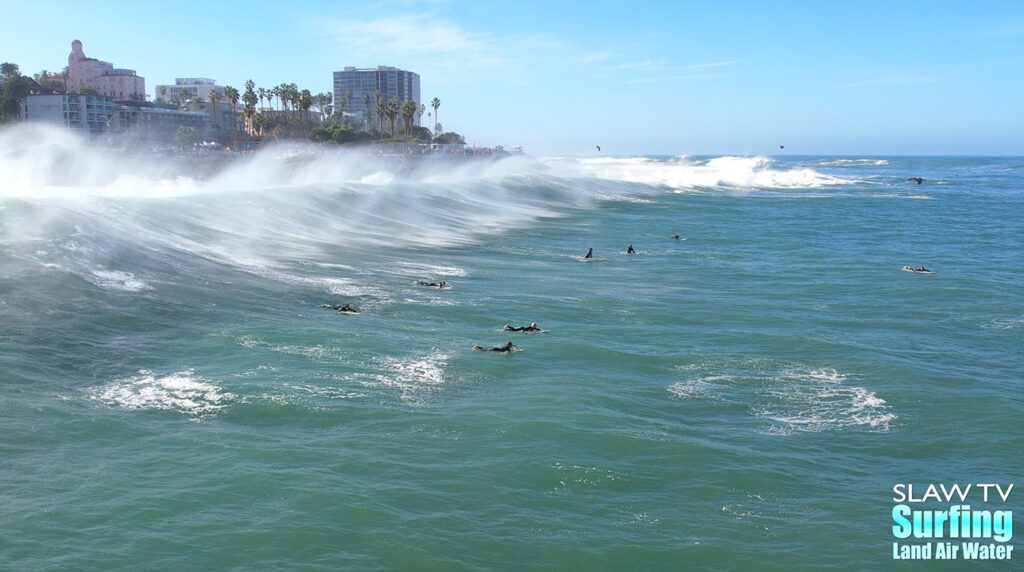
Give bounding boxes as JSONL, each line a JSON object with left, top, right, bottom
{"left": 667, "top": 375, "right": 733, "bottom": 400}
{"left": 362, "top": 350, "right": 449, "bottom": 403}
{"left": 982, "top": 317, "right": 1022, "bottom": 331}
{"left": 669, "top": 361, "right": 895, "bottom": 433}
{"left": 89, "top": 369, "right": 234, "bottom": 416}
{"left": 236, "top": 335, "right": 348, "bottom": 362}
{"left": 86, "top": 269, "right": 152, "bottom": 292}
{"left": 755, "top": 367, "right": 896, "bottom": 434}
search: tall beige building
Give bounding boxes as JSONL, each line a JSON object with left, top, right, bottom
{"left": 66, "top": 39, "right": 146, "bottom": 102}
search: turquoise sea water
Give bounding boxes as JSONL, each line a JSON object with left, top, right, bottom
{"left": 1, "top": 127, "right": 1021, "bottom": 569}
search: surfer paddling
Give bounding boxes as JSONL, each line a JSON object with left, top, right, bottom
{"left": 503, "top": 322, "right": 542, "bottom": 332}
{"left": 908, "top": 177, "right": 924, "bottom": 184}
{"left": 327, "top": 303, "right": 357, "bottom": 312}
{"left": 473, "top": 341, "right": 517, "bottom": 352}
{"left": 417, "top": 280, "right": 448, "bottom": 288}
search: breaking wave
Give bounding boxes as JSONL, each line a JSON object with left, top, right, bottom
{"left": 0, "top": 125, "right": 853, "bottom": 282}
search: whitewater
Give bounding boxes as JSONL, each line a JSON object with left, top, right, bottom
{"left": 1, "top": 124, "right": 1021, "bottom": 569}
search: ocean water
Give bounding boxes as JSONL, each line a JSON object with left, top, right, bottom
{"left": 1, "top": 125, "right": 1021, "bottom": 569}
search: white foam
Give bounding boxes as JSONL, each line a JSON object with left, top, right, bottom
{"left": 236, "top": 335, "right": 348, "bottom": 362}
{"left": 667, "top": 375, "right": 733, "bottom": 400}
{"left": 361, "top": 350, "right": 449, "bottom": 403}
{"left": 756, "top": 367, "right": 896, "bottom": 433}
{"left": 89, "top": 369, "right": 234, "bottom": 416}
{"left": 87, "top": 269, "right": 151, "bottom": 292}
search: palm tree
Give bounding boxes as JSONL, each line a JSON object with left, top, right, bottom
{"left": 257, "top": 87, "right": 267, "bottom": 110}
{"left": 401, "top": 100, "right": 417, "bottom": 139}
{"left": 224, "top": 86, "right": 239, "bottom": 107}
{"left": 376, "top": 102, "right": 386, "bottom": 137}
{"left": 431, "top": 97, "right": 441, "bottom": 136}
{"left": 243, "top": 80, "right": 258, "bottom": 135}
{"left": 208, "top": 88, "right": 221, "bottom": 107}
{"left": 272, "top": 86, "right": 282, "bottom": 111}
{"left": 0, "top": 71, "right": 32, "bottom": 122}
{"left": 298, "top": 89, "right": 313, "bottom": 119}
{"left": 386, "top": 96, "right": 400, "bottom": 138}
{"left": 375, "top": 90, "right": 384, "bottom": 133}
{"left": 362, "top": 93, "right": 371, "bottom": 131}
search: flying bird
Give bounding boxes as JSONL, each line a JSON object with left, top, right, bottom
{"left": 596, "top": 145, "right": 601, "bottom": 152}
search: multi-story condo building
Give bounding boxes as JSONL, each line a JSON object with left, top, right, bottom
{"left": 66, "top": 40, "right": 145, "bottom": 102}
{"left": 154, "top": 78, "right": 227, "bottom": 105}
{"left": 332, "top": 66, "right": 420, "bottom": 131}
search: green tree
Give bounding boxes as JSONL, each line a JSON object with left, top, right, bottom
{"left": 208, "top": 88, "right": 221, "bottom": 107}
{"left": 0, "top": 62, "right": 19, "bottom": 79}
{"left": 175, "top": 126, "right": 198, "bottom": 150}
{"left": 431, "top": 97, "right": 441, "bottom": 135}
{"left": 0, "top": 71, "right": 31, "bottom": 122}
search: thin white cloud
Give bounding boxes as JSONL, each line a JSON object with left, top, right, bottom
{"left": 839, "top": 74, "right": 938, "bottom": 89}
{"left": 613, "top": 59, "right": 739, "bottom": 72}
{"left": 317, "top": 13, "right": 560, "bottom": 81}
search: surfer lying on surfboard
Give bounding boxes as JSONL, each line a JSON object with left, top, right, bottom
{"left": 473, "top": 341, "right": 517, "bottom": 352}
{"left": 417, "top": 280, "right": 448, "bottom": 288}
{"left": 902, "top": 266, "right": 933, "bottom": 273}
{"left": 326, "top": 303, "right": 358, "bottom": 313}
{"left": 503, "top": 322, "right": 542, "bottom": 332}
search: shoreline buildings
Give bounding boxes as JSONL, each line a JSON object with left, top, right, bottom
{"left": 66, "top": 40, "right": 145, "bottom": 102}
{"left": 154, "top": 78, "right": 226, "bottom": 105}
{"left": 332, "top": 66, "right": 420, "bottom": 131}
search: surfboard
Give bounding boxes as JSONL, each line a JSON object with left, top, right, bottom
{"left": 901, "top": 268, "right": 935, "bottom": 274}
{"left": 500, "top": 328, "right": 549, "bottom": 333}
{"left": 416, "top": 282, "right": 451, "bottom": 289}
{"left": 576, "top": 257, "right": 610, "bottom": 262}
{"left": 336, "top": 310, "right": 361, "bottom": 314}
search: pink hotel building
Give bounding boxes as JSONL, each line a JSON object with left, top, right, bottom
{"left": 66, "top": 40, "right": 145, "bottom": 101}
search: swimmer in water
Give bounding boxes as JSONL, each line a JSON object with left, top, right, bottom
{"left": 473, "top": 341, "right": 516, "bottom": 352}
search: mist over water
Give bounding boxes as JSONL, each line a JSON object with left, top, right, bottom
{"left": 2, "top": 125, "right": 1021, "bottom": 569}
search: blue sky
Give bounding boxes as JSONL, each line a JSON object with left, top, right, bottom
{"left": 3, "top": 0, "right": 1022, "bottom": 155}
